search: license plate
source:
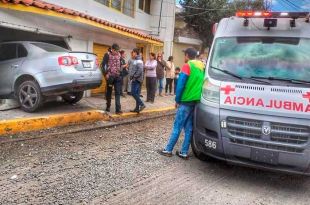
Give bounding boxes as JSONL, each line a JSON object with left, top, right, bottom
{"left": 82, "top": 61, "right": 91, "bottom": 68}
{"left": 205, "top": 139, "right": 217, "bottom": 150}
{"left": 251, "top": 148, "right": 279, "bottom": 165}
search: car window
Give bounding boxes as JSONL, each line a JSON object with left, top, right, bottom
{"left": 18, "top": 44, "right": 28, "bottom": 58}
{"left": 31, "top": 42, "right": 68, "bottom": 52}
{"left": 0, "top": 44, "right": 17, "bottom": 61}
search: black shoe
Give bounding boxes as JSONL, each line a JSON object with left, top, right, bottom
{"left": 139, "top": 105, "right": 146, "bottom": 112}
{"left": 105, "top": 108, "right": 110, "bottom": 112}
{"left": 130, "top": 109, "right": 139, "bottom": 113}
{"left": 157, "top": 149, "right": 173, "bottom": 157}
{"left": 127, "top": 92, "right": 132, "bottom": 95}
{"left": 140, "top": 95, "right": 143, "bottom": 97}
{"left": 116, "top": 111, "right": 123, "bottom": 115}
{"left": 176, "top": 151, "right": 189, "bottom": 160}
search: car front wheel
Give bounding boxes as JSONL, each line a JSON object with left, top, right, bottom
{"left": 17, "top": 80, "right": 43, "bottom": 113}
{"left": 62, "top": 91, "right": 84, "bottom": 104}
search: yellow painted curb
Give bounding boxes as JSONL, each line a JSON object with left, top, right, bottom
{"left": 0, "top": 107, "right": 176, "bottom": 136}
{"left": 0, "top": 110, "right": 110, "bottom": 136}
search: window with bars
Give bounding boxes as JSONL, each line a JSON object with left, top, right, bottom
{"left": 94, "top": 0, "right": 135, "bottom": 17}
{"left": 139, "top": 0, "right": 151, "bottom": 14}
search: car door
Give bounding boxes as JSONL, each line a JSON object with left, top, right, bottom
{"left": 0, "top": 43, "right": 27, "bottom": 96}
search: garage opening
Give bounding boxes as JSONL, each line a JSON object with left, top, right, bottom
{"left": 0, "top": 26, "right": 69, "bottom": 49}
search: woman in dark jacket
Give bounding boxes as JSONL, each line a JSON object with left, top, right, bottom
{"left": 156, "top": 53, "right": 166, "bottom": 97}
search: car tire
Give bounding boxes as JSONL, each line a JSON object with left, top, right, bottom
{"left": 191, "top": 135, "right": 212, "bottom": 161}
{"left": 17, "top": 80, "right": 43, "bottom": 113}
{"left": 62, "top": 91, "right": 84, "bottom": 104}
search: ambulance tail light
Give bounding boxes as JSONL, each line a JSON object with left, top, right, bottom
{"left": 212, "top": 23, "right": 218, "bottom": 36}
{"left": 202, "top": 80, "right": 220, "bottom": 104}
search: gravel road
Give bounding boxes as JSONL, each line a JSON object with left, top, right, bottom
{"left": 0, "top": 116, "right": 309, "bottom": 205}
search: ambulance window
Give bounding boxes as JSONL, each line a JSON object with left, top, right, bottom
{"left": 210, "top": 37, "right": 310, "bottom": 83}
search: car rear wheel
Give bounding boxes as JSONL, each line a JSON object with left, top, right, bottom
{"left": 17, "top": 80, "right": 43, "bottom": 113}
{"left": 191, "top": 136, "right": 211, "bottom": 161}
{"left": 62, "top": 91, "right": 84, "bottom": 104}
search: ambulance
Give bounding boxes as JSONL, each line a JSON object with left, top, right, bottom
{"left": 192, "top": 11, "right": 310, "bottom": 174}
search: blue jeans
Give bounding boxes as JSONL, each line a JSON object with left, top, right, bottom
{"left": 157, "top": 78, "right": 164, "bottom": 95}
{"left": 165, "top": 104, "right": 195, "bottom": 154}
{"left": 131, "top": 80, "right": 144, "bottom": 110}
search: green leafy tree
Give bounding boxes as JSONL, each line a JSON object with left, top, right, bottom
{"left": 179, "top": 0, "right": 271, "bottom": 50}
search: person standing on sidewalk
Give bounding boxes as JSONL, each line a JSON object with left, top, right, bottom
{"left": 174, "top": 67, "right": 181, "bottom": 95}
{"left": 156, "top": 53, "right": 166, "bottom": 97}
{"left": 145, "top": 53, "right": 158, "bottom": 103}
{"left": 165, "top": 56, "right": 175, "bottom": 96}
{"left": 105, "top": 43, "right": 123, "bottom": 115}
{"left": 129, "top": 48, "right": 146, "bottom": 113}
{"left": 120, "top": 50, "right": 128, "bottom": 97}
{"left": 158, "top": 48, "right": 205, "bottom": 159}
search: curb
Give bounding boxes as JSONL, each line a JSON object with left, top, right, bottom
{"left": 0, "top": 107, "right": 175, "bottom": 136}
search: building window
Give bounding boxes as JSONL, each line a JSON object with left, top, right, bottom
{"left": 123, "top": 0, "right": 135, "bottom": 17}
{"left": 139, "top": 0, "right": 151, "bottom": 14}
{"left": 95, "top": 0, "right": 109, "bottom": 6}
{"left": 94, "top": 0, "right": 135, "bottom": 17}
{"left": 111, "top": 0, "right": 122, "bottom": 11}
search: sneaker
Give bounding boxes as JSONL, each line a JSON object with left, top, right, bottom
{"left": 176, "top": 151, "right": 189, "bottom": 160}
{"left": 139, "top": 105, "right": 146, "bottom": 112}
{"left": 130, "top": 109, "right": 139, "bottom": 113}
{"left": 157, "top": 149, "right": 173, "bottom": 157}
{"left": 116, "top": 111, "right": 123, "bottom": 115}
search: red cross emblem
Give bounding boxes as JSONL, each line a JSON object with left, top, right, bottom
{"left": 302, "top": 92, "right": 310, "bottom": 103}
{"left": 220, "top": 85, "right": 235, "bottom": 95}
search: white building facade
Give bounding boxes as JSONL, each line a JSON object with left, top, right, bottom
{"left": 0, "top": 0, "right": 176, "bottom": 96}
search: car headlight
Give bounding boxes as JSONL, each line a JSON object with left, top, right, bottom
{"left": 202, "top": 80, "right": 220, "bottom": 103}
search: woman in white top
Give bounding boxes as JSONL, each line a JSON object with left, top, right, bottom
{"left": 144, "top": 53, "right": 158, "bottom": 103}
{"left": 165, "top": 56, "right": 175, "bottom": 95}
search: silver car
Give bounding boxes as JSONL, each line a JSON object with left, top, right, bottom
{"left": 0, "top": 41, "right": 102, "bottom": 112}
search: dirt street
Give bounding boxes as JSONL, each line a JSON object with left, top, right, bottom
{"left": 0, "top": 116, "right": 310, "bottom": 205}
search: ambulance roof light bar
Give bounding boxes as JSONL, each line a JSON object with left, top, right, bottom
{"left": 236, "top": 11, "right": 310, "bottom": 19}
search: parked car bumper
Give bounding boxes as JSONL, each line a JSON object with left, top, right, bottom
{"left": 33, "top": 69, "right": 102, "bottom": 95}
{"left": 41, "top": 79, "right": 102, "bottom": 96}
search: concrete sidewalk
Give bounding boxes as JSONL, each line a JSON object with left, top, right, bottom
{"left": 0, "top": 92, "right": 176, "bottom": 135}
{"left": 0, "top": 91, "right": 175, "bottom": 120}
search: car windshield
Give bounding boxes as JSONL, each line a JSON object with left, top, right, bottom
{"left": 31, "top": 42, "right": 68, "bottom": 52}
{"left": 209, "top": 37, "right": 310, "bottom": 83}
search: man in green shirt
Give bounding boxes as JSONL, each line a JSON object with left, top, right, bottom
{"left": 158, "top": 48, "right": 205, "bottom": 159}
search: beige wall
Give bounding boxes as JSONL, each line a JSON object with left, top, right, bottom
{"left": 172, "top": 43, "right": 200, "bottom": 69}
